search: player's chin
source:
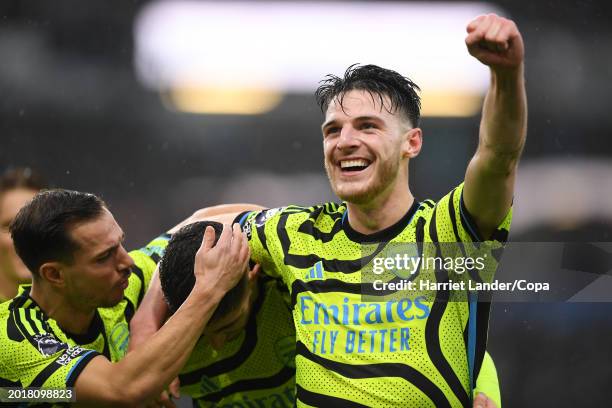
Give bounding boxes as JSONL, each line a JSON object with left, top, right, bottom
{"left": 333, "top": 182, "right": 374, "bottom": 205}
{"left": 102, "top": 288, "right": 126, "bottom": 308}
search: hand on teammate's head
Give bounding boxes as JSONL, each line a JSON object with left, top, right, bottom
{"left": 194, "top": 223, "right": 250, "bottom": 294}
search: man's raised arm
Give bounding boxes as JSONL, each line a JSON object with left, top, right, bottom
{"left": 463, "top": 14, "right": 527, "bottom": 239}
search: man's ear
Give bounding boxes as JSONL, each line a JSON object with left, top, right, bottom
{"left": 38, "top": 262, "right": 66, "bottom": 287}
{"left": 401, "top": 127, "right": 423, "bottom": 159}
{"left": 248, "top": 264, "right": 261, "bottom": 282}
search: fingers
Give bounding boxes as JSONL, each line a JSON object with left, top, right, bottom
{"left": 169, "top": 377, "right": 181, "bottom": 399}
{"left": 473, "top": 392, "right": 497, "bottom": 408}
{"left": 473, "top": 392, "right": 488, "bottom": 408}
{"left": 249, "top": 263, "right": 261, "bottom": 281}
{"left": 156, "top": 391, "right": 177, "bottom": 408}
{"left": 230, "top": 223, "right": 243, "bottom": 255}
{"left": 216, "top": 223, "right": 232, "bottom": 250}
{"left": 466, "top": 14, "right": 510, "bottom": 49}
{"left": 200, "top": 225, "right": 216, "bottom": 252}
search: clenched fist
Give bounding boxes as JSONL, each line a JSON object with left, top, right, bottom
{"left": 466, "top": 14, "right": 524, "bottom": 71}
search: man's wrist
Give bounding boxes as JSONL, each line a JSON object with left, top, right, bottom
{"left": 192, "top": 278, "right": 227, "bottom": 303}
{"left": 491, "top": 63, "right": 524, "bottom": 87}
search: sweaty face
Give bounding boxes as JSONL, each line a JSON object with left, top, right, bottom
{"left": 0, "top": 188, "right": 37, "bottom": 282}
{"left": 61, "top": 209, "right": 134, "bottom": 310}
{"left": 322, "top": 90, "right": 411, "bottom": 205}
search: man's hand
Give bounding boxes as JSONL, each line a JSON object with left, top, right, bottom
{"left": 473, "top": 392, "right": 498, "bottom": 408}
{"left": 194, "top": 223, "right": 249, "bottom": 293}
{"left": 466, "top": 14, "right": 524, "bottom": 71}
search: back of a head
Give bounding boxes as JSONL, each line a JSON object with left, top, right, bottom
{"left": 315, "top": 63, "right": 422, "bottom": 128}
{"left": 159, "top": 221, "right": 248, "bottom": 321}
{"left": 10, "top": 189, "right": 106, "bottom": 277}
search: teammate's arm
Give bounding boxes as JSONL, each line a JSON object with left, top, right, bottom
{"left": 463, "top": 14, "right": 527, "bottom": 239}
{"left": 168, "top": 204, "right": 265, "bottom": 234}
{"left": 74, "top": 224, "right": 249, "bottom": 407}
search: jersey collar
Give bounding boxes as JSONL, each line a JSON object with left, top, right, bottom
{"left": 342, "top": 200, "right": 420, "bottom": 243}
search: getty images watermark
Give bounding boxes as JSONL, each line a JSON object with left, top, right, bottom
{"left": 355, "top": 242, "right": 612, "bottom": 303}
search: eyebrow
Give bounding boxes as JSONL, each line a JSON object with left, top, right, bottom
{"left": 93, "top": 232, "right": 125, "bottom": 259}
{"left": 322, "top": 115, "right": 384, "bottom": 131}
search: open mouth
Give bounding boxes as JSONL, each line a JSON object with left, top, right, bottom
{"left": 339, "top": 159, "right": 371, "bottom": 173}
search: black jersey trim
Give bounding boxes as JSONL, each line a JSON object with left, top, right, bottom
{"left": 459, "top": 192, "right": 483, "bottom": 242}
{"left": 297, "top": 208, "right": 345, "bottom": 243}
{"left": 342, "top": 200, "right": 421, "bottom": 243}
{"left": 178, "top": 280, "right": 267, "bottom": 386}
{"left": 426, "top": 205, "right": 471, "bottom": 408}
{"left": 473, "top": 296, "right": 492, "bottom": 386}
{"left": 296, "top": 341, "right": 451, "bottom": 408}
{"left": 0, "top": 376, "right": 22, "bottom": 388}
{"left": 296, "top": 384, "right": 368, "bottom": 408}
{"left": 63, "top": 310, "right": 104, "bottom": 347}
{"left": 198, "top": 365, "right": 294, "bottom": 403}
{"left": 131, "top": 263, "right": 147, "bottom": 307}
{"left": 29, "top": 358, "right": 67, "bottom": 387}
{"left": 65, "top": 350, "right": 100, "bottom": 388}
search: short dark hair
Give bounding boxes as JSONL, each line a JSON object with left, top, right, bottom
{"left": 315, "top": 64, "right": 422, "bottom": 127}
{"left": 0, "top": 167, "right": 47, "bottom": 195}
{"left": 10, "top": 189, "right": 107, "bottom": 276}
{"left": 159, "top": 221, "right": 248, "bottom": 322}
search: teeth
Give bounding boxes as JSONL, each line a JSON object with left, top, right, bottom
{"left": 340, "top": 159, "right": 370, "bottom": 169}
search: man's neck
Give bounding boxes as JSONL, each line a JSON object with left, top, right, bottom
{"left": 0, "top": 270, "right": 18, "bottom": 300}
{"left": 29, "top": 282, "right": 95, "bottom": 335}
{"left": 346, "top": 186, "right": 414, "bottom": 235}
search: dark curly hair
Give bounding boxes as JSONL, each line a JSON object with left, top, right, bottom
{"left": 315, "top": 64, "right": 422, "bottom": 127}
{"left": 159, "top": 221, "right": 248, "bottom": 321}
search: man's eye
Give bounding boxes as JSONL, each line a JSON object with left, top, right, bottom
{"left": 97, "top": 252, "right": 112, "bottom": 262}
{"left": 361, "top": 122, "right": 376, "bottom": 130}
{"left": 325, "top": 127, "right": 340, "bottom": 137}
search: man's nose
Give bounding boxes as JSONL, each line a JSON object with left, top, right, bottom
{"left": 336, "top": 126, "right": 360, "bottom": 151}
{"left": 117, "top": 245, "right": 134, "bottom": 273}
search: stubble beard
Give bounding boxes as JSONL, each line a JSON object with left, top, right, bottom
{"left": 325, "top": 157, "right": 400, "bottom": 206}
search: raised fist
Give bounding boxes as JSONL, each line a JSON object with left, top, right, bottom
{"left": 466, "top": 14, "right": 524, "bottom": 71}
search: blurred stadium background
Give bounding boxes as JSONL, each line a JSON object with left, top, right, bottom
{"left": 1, "top": 0, "right": 611, "bottom": 406}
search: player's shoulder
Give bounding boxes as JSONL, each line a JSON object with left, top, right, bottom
{"left": 246, "top": 202, "right": 345, "bottom": 227}
{"left": 0, "top": 287, "right": 61, "bottom": 352}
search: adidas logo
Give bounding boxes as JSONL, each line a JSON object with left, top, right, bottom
{"left": 304, "top": 261, "right": 324, "bottom": 280}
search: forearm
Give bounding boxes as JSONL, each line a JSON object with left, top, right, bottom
{"left": 168, "top": 204, "right": 264, "bottom": 234}
{"left": 128, "top": 270, "right": 168, "bottom": 351}
{"left": 114, "top": 281, "right": 222, "bottom": 401}
{"left": 477, "top": 64, "right": 527, "bottom": 174}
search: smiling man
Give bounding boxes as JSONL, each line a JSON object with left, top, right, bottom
{"left": 232, "top": 14, "right": 525, "bottom": 407}
{"left": 134, "top": 13, "right": 524, "bottom": 408}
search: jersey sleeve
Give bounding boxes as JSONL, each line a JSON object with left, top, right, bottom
{"left": 474, "top": 351, "right": 501, "bottom": 408}
{"left": 0, "top": 310, "right": 99, "bottom": 389}
{"left": 127, "top": 233, "right": 171, "bottom": 309}
{"left": 237, "top": 208, "right": 287, "bottom": 282}
{"left": 434, "top": 182, "right": 512, "bottom": 244}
